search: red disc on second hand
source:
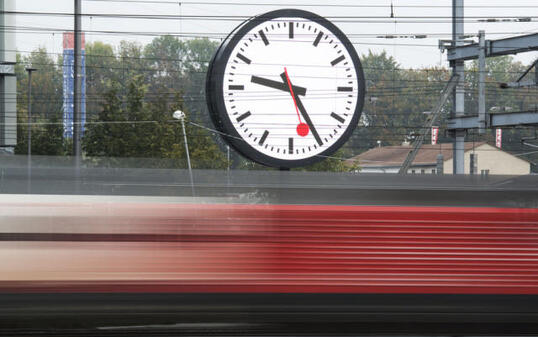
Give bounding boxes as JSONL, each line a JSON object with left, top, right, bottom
{"left": 297, "top": 123, "right": 309, "bottom": 137}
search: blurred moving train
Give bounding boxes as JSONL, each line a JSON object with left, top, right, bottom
{"left": 1, "top": 170, "right": 538, "bottom": 335}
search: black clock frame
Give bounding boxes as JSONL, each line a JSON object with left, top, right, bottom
{"left": 206, "top": 8, "right": 365, "bottom": 168}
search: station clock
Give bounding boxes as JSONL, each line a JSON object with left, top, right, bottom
{"left": 206, "top": 9, "right": 365, "bottom": 168}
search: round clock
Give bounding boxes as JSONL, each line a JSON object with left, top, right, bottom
{"left": 206, "top": 9, "right": 365, "bottom": 168}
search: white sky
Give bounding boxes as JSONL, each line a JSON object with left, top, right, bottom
{"left": 13, "top": 0, "right": 538, "bottom": 69}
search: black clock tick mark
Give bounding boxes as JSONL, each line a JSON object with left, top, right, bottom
{"left": 259, "top": 30, "right": 269, "bottom": 46}
{"left": 289, "top": 22, "right": 294, "bottom": 38}
{"left": 331, "top": 55, "right": 345, "bottom": 66}
{"left": 236, "top": 111, "right": 251, "bottom": 122}
{"left": 331, "top": 112, "right": 345, "bottom": 123}
{"left": 313, "top": 32, "right": 323, "bottom": 47}
{"left": 236, "top": 53, "right": 251, "bottom": 64}
{"left": 259, "top": 130, "right": 269, "bottom": 146}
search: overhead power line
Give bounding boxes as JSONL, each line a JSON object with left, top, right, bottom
{"left": 10, "top": 50, "right": 538, "bottom": 77}
{"left": 4, "top": 10, "right": 538, "bottom": 23}
{"left": 3, "top": 24, "right": 536, "bottom": 40}
{"left": 81, "top": 0, "right": 538, "bottom": 9}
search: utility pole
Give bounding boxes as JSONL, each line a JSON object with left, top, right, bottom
{"left": 452, "top": 0, "right": 465, "bottom": 174}
{"left": 478, "top": 30, "right": 486, "bottom": 134}
{"left": 73, "top": 0, "right": 82, "bottom": 172}
{"left": 26, "top": 67, "right": 36, "bottom": 193}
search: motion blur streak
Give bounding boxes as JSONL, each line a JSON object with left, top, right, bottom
{"left": 2, "top": 195, "right": 537, "bottom": 295}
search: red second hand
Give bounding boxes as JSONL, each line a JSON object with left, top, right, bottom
{"left": 284, "top": 67, "right": 309, "bottom": 137}
{"left": 284, "top": 67, "right": 302, "bottom": 123}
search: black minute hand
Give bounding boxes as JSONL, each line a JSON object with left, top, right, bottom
{"left": 280, "top": 72, "right": 323, "bottom": 146}
{"left": 251, "top": 76, "right": 306, "bottom": 96}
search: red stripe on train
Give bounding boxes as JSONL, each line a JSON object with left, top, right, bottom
{"left": 1, "top": 204, "right": 537, "bottom": 294}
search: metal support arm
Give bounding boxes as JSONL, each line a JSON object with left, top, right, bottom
{"left": 448, "top": 111, "right": 538, "bottom": 129}
{"left": 398, "top": 75, "right": 460, "bottom": 174}
{"left": 447, "top": 33, "right": 538, "bottom": 62}
{"left": 500, "top": 58, "right": 538, "bottom": 88}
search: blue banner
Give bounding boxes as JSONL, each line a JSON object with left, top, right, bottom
{"left": 62, "top": 49, "right": 85, "bottom": 139}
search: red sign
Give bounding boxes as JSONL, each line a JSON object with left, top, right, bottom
{"left": 496, "top": 129, "right": 502, "bottom": 148}
{"left": 63, "top": 32, "right": 85, "bottom": 50}
{"left": 431, "top": 126, "right": 439, "bottom": 145}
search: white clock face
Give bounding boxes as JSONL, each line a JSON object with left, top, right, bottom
{"left": 207, "top": 9, "right": 365, "bottom": 168}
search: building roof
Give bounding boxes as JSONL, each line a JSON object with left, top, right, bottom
{"left": 346, "top": 142, "right": 487, "bottom": 167}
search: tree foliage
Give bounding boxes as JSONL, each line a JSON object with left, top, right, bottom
{"left": 14, "top": 49, "right": 64, "bottom": 156}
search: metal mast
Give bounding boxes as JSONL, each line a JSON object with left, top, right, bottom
{"left": 452, "top": 0, "right": 465, "bottom": 174}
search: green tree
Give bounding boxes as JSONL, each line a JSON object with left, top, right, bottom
{"left": 83, "top": 81, "right": 126, "bottom": 158}
{"left": 144, "top": 36, "right": 219, "bottom": 124}
{"left": 82, "top": 74, "right": 227, "bottom": 169}
{"left": 143, "top": 35, "right": 184, "bottom": 91}
{"left": 83, "top": 75, "right": 152, "bottom": 159}
{"left": 350, "top": 50, "right": 402, "bottom": 154}
{"left": 85, "top": 41, "right": 120, "bottom": 118}
{"left": 15, "top": 49, "right": 64, "bottom": 155}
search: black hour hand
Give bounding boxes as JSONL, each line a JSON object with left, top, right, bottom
{"left": 251, "top": 76, "right": 306, "bottom": 96}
